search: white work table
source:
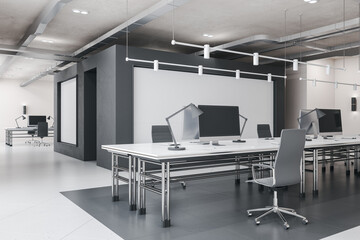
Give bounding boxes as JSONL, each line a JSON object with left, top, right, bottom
{"left": 102, "top": 137, "right": 360, "bottom": 227}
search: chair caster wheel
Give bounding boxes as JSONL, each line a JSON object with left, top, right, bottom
{"left": 247, "top": 212, "right": 252, "bottom": 217}
{"left": 302, "top": 219, "right": 308, "bottom": 225}
{"left": 255, "top": 220, "right": 260, "bottom": 225}
{"left": 284, "top": 223, "right": 289, "bottom": 230}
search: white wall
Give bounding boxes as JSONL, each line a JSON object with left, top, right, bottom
{"left": 334, "top": 56, "right": 360, "bottom": 135}
{"left": 0, "top": 78, "right": 54, "bottom": 142}
{"left": 306, "top": 59, "right": 335, "bottom": 109}
{"left": 134, "top": 67, "right": 273, "bottom": 143}
{"left": 285, "top": 65, "right": 307, "bottom": 129}
{"left": 286, "top": 57, "right": 360, "bottom": 136}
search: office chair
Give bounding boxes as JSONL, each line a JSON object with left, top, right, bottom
{"left": 25, "top": 130, "right": 40, "bottom": 145}
{"left": 257, "top": 124, "right": 273, "bottom": 139}
{"left": 247, "top": 129, "right": 308, "bottom": 230}
{"left": 151, "top": 125, "right": 186, "bottom": 189}
{"left": 36, "top": 122, "right": 50, "bottom": 147}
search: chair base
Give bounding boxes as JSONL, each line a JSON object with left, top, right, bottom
{"left": 247, "top": 191, "right": 308, "bottom": 230}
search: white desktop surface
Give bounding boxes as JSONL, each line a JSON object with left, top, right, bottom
{"left": 102, "top": 136, "right": 360, "bottom": 161}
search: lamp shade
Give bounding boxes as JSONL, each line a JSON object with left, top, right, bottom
{"left": 166, "top": 103, "right": 203, "bottom": 150}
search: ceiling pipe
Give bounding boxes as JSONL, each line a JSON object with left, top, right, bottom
{"left": 0, "top": 0, "right": 73, "bottom": 78}
{"left": 21, "top": 0, "right": 190, "bottom": 87}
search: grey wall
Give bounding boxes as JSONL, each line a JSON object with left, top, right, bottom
{"left": 54, "top": 46, "right": 117, "bottom": 164}
{"left": 54, "top": 44, "right": 285, "bottom": 169}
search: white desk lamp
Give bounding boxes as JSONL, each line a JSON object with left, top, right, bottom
{"left": 166, "top": 103, "right": 203, "bottom": 151}
{"left": 15, "top": 115, "right": 26, "bottom": 128}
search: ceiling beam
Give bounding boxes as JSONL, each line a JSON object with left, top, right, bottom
{"left": 0, "top": 0, "right": 72, "bottom": 77}
{"left": 0, "top": 44, "right": 80, "bottom": 61}
{"left": 195, "top": 17, "right": 360, "bottom": 56}
{"left": 22, "top": 0, "right": 190, "bottom": 87}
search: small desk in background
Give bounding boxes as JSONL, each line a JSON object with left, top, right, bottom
{"left": 5, "top": 127, "right": 54, "bottom": 146}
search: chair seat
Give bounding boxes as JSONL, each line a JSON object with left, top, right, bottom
{"left": 255, "top": 177, "right": 274, "bottom": 187}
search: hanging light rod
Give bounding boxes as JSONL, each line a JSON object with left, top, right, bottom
{"left": 125, "top": 57, "right": 287, "bottom": 79}
{"left": 171, "top": 40, "right": 346, "bottom": 71}
{"left": 299, "top": 77, "right": 359, "bottom": 88}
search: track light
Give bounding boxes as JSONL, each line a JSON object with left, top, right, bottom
{"left": 293, "top": 59, "right": 299, "bottom": 71}
{"left": 253, "top": 53, "right": 259, "bottom": 66}
{"left": 236, "top": 70, "right": 240, "bottom": 79}
{"left": 154, "top": 60, "right": 159, "bottom": 71}
{"left": 204, "top": 44, "right": 210, "bottom": 59}
{"left": 326, "top": 65, "right": 330, "bottom": 75}
{"left": 267, "top": 73, "right": 272, "bottom": 82}
{"left": 198, "top": 65, "right": 203, "bottom": 75}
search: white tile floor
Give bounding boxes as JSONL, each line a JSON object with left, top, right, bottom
{"left": 0, "top": 140, "right": 124, "bottom": 240}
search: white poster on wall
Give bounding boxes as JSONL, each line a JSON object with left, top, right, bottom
{"left": 60, "top": 78, "right": 77, "bottom": 145}
{"left": 133, "top": 67, "right": 273, "bottom": 143}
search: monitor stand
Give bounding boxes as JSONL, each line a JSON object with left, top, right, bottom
{"left": 211, "top": 140, "right": 225, "bottom": 146}
{"left": 323, "top": 135, "right": 334, "bottom": 139}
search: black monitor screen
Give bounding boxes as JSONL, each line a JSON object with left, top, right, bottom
{"left": 28, "top": 115, "right": 47, "bottom": 126}
{"left": 318, "top": 109, "right": 342, "bottom": 134}
{"left": 198, "top": 105, "right": 240, "bottom": 139}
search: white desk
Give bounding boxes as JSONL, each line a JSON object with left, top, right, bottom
{"left": 5, "top": 127, "right": 54, "bottom": 146}
{"left": 102, "top": 137, "right": 360, "bottom": 227}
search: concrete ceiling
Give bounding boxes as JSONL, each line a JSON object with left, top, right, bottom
{"left": 1, "top": 0, "right": 360, "bottom": 85}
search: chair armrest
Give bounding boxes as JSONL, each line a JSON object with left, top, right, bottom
{"left": 251, "top": 164, "right": 274, "bottom": 183}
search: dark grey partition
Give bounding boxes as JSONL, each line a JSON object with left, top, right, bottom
{"left": 54, "top": 45, "right": 285, "bottom": 169}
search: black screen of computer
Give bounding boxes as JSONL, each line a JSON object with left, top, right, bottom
{"left": 198, "top": 105, "right": 240, "bottom": 137}
{"left": 28, "top": 115, "right": 47, "bottom": 126}
{"left": 318, "top": 109, "right": 342, "bottom": 133}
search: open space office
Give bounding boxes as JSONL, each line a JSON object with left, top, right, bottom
{"left": 1, "top": 0, "right": 360, "bottom": 239}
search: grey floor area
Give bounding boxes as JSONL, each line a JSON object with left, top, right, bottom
{"left": 62, "top": 162, "right": 360, "bottom": 240}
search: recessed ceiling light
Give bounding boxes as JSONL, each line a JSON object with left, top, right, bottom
{"left": 41, "top": 40, "right": 54, "bottom": 43}
{"left": 203, "top": 33, "right": 214, "bottom": 38}
{"left": 304, "top": 0, "right": 318, "bottom": 3}
{"left": 72, "top": 9, "right": 89, "bottom": 15}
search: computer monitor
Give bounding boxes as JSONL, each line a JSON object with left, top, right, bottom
{"left": 299, "top": 109, "right": 320, "bottom": 137}
{"left": 28, "top": 115, "right": 47, "bottom": 127}
{"left": 198, "top": 105, "right": 240, "bottom": 145}
{"left": 318, "top": 109, "right": 342, "bottom": 137}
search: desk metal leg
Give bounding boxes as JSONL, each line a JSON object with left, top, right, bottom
{"left": 313, "top": 149, "right": 319, "bottom": 195}
{"left": 346, "top": 147, "right": 351, "bottom": 176}
{"left": 330, "top": 149, "right": 334, "bottom": 171}
{"left": 161, "top": 162, "right": 171, "bottom": 227}
{"left": 129, "top": 156, "right": 137, "bottom": 211}
{"left": 321, "top": 149, "right": 326, "bottom": 172}
{"left": 138, "top": 158, "right": 146, "bottom": 215}
{"left": 354, "top": 147, "right": 359, "bottom": 175}
{"left": 112, "top": 154, "right": 120, "bottom": 201}
{"left": 235, "top": 156, "right": 240, "bottom": 185}
{"left": 300, "top": 151, "right": 306, "bottom": 198}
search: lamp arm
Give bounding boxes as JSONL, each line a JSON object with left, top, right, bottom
{"left": 240, "top": 118, "right": 247, "bottom": 138}
{"left": 15, "top": 115, "right": 24, "bottom": 128}
{"left": 166, "top": 118, "right": 178, "bottom": 147}
{"left": 15, "top": 118, "right": 20, "bottom": 128}
{"left": 166, "top": 103, "right": 193, "bottom": 120}
{"left": 297, "top": 108, "right": 317, "bottom": 124}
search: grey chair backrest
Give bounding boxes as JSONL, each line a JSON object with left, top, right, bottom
{"left": 37, "top": 122, "right": 48, "bottom": 138}
{"left": 152, "top": 125, "right": 173, "bottom": 143}
{"left": 257, "top": 124, "right": 272, "bottom": 138}
{"left": 273, "top": 129, "right": 306, "bottom": 187}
